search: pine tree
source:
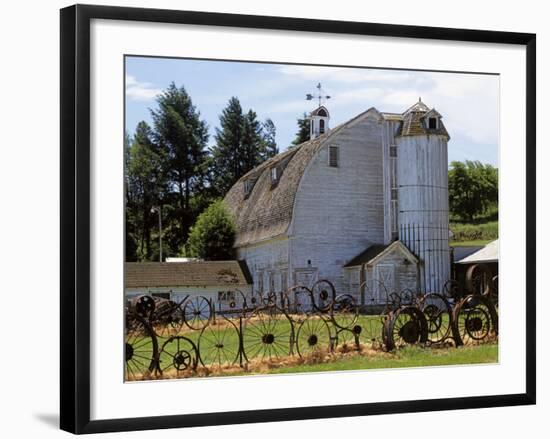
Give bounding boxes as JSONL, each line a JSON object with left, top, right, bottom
{"left": 291, "top": 112, "right": 310, "bottom": 146}
{"left": 261, "top": 118, "right": 278, "bottom": 159}
{"left": 126, "top": 121, "right": 166, "bottom": 260}
{"left": 242, "top": 109, "right": 264, "bottom": 170}
{"left": 150, "top": 83, "right": 209, "bottom": 251}
{"left": 210, "top": 97, "right": 268, "bottom": 196}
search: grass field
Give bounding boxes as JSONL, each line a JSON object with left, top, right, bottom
{"left": 450, "top": 221, "right": 498, "bottom": 246}
{"left": 265, "top": 343, "right": 498, "bottom": 375}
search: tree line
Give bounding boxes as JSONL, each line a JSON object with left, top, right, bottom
{"left": 125, "top": 83, "right": 281, "bottom": 262}
{"left": 448, "top": 160, "right": 498, "bottom": 222}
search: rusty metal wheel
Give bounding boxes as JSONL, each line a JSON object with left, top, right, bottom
{"left": 158, "top": 336, "right": 198, "bottom": 374}
{"left": 242, "top": 291, "right": 262, "bottom": 316}
{"left": 284, "top": 285, "right": 314, "bottom": 321}
{"left": 465, "top": 263, "right": 493, "bottom": 296}
{"left": 125, "top": 315, "right": 158, "bottom": 380}
{"left": 198, "top": 317, "right": 240, "bottom": 368}
{"left": 181, "top": 296, "right": 212, "bottom": 330}
{"left": 296, "top": 315, "right": 331, "bottom": 357}
{"left": 454, "top": 300, "right": 492, "bottom": 344}
{"left": 131, "top": 294, "right": 156, "bottom": 319}
{"left": 384, "top": 306, "right": 428, "bottom": 351}
{"left": 420, "top": 293, "right": 452, "bottom": 344}
{"left": 331, "top": 294, "right": 358, "bottom": 330}
{"left": 151, "top": 298, "right": 184, "bottom": 337}
{"left": 242, "top": 307, "right": 293, "bottom": 361}
{"left": 443, "top": 280, "right": 460, "bottom": 300}
{"left": 335, "top": 327, "right": 360, "bottom": 351}
{"left": 311, "top": 279, "right": 336, "bottom": 313}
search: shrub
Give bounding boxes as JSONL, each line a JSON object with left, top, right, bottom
{"left": 186, "top": 200, "right": 236, "bottom": 260}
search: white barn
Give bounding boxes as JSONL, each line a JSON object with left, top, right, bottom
{"left": 224, "top": 99, "right": 451, "bottom": 304}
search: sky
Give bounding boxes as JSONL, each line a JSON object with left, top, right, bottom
{"left": 125, "top": 56, "right": 499, "bottom": 166}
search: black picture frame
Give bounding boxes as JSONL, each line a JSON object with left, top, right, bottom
{"left": 60, "top": 4, "right": 536, "bottom": 434}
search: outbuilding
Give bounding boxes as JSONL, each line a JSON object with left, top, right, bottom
{"left": 125, "top": 261, "right": 253, "bottom": 309}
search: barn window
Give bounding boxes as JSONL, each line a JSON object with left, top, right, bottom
{"left": 319, "top": 119, "right": 325, "bottom": 134}
{"left": 243, "top": 179, "right": 256, "bottom": 196}
{"left": 428, "top": 117, "right": 438, "bottom": 129}
{"left": 328, "top": 146, "right": 339, "bottom": 167}
{"left": 390, "top": 145, "right": 397, "bottom": 157}
{"left": 270, "top": 167, "right": 279, "bottom": 184}
{"left": 217, "top": 291, "right": 236, "bottom": 302}
{"left": 317, "top": 108, "right": 328, "bottom": 117}
{"left": 151, "top": 292, "right": 170, "bottom": 300}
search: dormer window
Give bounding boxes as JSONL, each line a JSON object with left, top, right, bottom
{"left": 270, "top": 167, "right": 279, "bottom": 184}
{"left": 243, "top": 179, "right": 256, "bottom": 197}
{"left": 428, "top": 117, "right": 438, "bottom": 129}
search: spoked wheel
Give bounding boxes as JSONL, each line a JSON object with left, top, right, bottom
{"left": 242, "top": 308, "right": 293, "bottom": 361}
{"left": 131, "top": 294, "right": 156, "bottom": 319}
{"left": 151, "top": 299, "right": 184, "bottom": 338}
{"left": 296, "top": 315, "right": 331, "bottom": 357}
{"left": 359, "top": 314, "right": 385, "bottom": 348}
{"left": 125, "top": 315, "right": 158, "bottom": 380}
{"left": 465, "top": 264, "right": 493, "bottom": 297}
{"left": 198, "top": 317, "right": 240, "bottom": 368}
{"left": 285, "top": 286, "right": 314, "bottom": 322}
{"left": 243, "top": 291, "right": 262, "bottom": 317}
{"left": 335, "top": 327, "right": 361, "bottom": 352}
{"left": 454, "top": 298, "right": 493, "bottom": 345}
{"left": 158, "top": 336, "right": 198, "bottom": 374}
{"left": 181, "top": 296, "right": 213, "bottom": 331}
{"left": 311, "top": 280, "right": 336, "bottom": 313}
{"left": 420, "top": 293, "right": 453, "bottom": 344}
{"left": 331, "top": 294, "right": 358, "bottom": 331}
{"left": 384, "top": 306, "right": 428, "bottom": 351}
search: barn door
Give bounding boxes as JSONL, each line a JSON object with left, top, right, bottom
{"left": 374, "top": 264, "right": 395, "bottom": 301}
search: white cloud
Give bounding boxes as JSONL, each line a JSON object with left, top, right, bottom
{"left": 125, "top": 75, "right": 162, "bottom": 101}
{"left": 278, "top": 64, "right": 413, "bottom": 85}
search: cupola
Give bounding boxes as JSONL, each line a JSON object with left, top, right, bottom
{"left": 309, "top": 105, "right": 330, "bottom": 139}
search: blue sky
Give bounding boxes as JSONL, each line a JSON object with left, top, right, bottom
{"left": 125, "top": 56, "right": 499, "bottom": 166}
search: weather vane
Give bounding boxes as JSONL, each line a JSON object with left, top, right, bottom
{"left": 306, "top": 82, "right": 331, "bottom": 107}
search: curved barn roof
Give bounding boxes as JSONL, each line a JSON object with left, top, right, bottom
{"left": 223, "top": 117, "right": 353, "bottom": 247}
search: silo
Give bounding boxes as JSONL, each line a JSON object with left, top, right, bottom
{"left": 396, "top": 100, "right": 450, "bottom": 293}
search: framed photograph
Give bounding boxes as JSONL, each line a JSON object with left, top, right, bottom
{"left": 60, "top": 4, "right": 536, "bottom": 434}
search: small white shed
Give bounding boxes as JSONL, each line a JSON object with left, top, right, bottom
{"left": 125, "top": 261, "right": 253, "bottom": 308}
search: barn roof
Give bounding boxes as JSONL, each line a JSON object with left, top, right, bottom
{"left": 125, "top": 261, "right": 253, "bottom": 288}
{"left": 344, "top": 244, "right": 389, "bottom": 267}
{"left": 399, "top": 99, "right": 450, "bottom": 139}
{"left": 344, "top": 240, "right": 419, "bottom": 267}
{"left": 451, "top": 245, "right": 484, "bottom": 263}
{"left": 224, "top": 113, "right": 360, "bottom": 246}
{"left": 457, "top": 240, "right": 499, "bottom": 264}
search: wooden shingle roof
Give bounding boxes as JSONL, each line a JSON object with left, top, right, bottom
{"left": 125, "top": 261, "right": 253, "bottom": 288}
{"left": 224, "top": 119, "right": 351, "bottom": 246}
{"left": 399, "top": 100, "right": 449, "bottom": 139}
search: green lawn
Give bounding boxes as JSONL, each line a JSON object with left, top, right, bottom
{"left": 266, "top": 343, "right": 498, "bottom": 375}
{"left": 450, "top": 220, "right": 498, "bottom": 245}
